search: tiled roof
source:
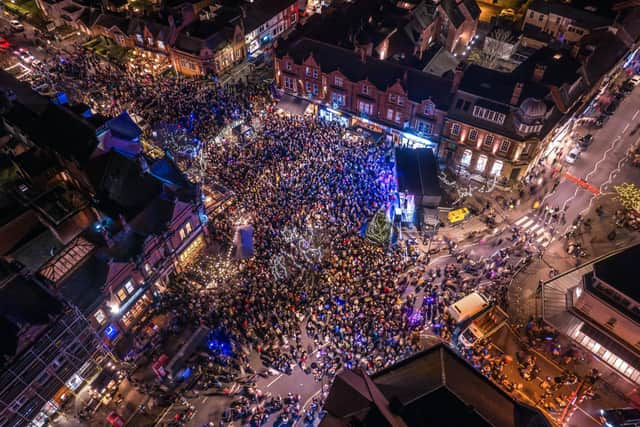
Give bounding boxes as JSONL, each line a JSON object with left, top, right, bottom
{"left": 458, "top": 64, "right": 549, "bottom": 104}
{"left": 321, "top": 343, "right": 551, "bottom": 427}
{"left": 440, "top": 0, "right": 466, "bottom": 28}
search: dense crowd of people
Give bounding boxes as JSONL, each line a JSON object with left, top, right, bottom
{"left": 35, "top": 46, "right": 569, "bottom": 424}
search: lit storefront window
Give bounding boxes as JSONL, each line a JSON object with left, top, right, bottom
{"left": 461, "top": 149, "right": 472, "bottom": 167}
{"left": 476, "top": 155, "right": 487, "bottom": 172}
{"left": 178, "top": 234, "right": 206, "bottom": 268}
{"left": 490, "top": 160, "right": 504, "bottom": 176}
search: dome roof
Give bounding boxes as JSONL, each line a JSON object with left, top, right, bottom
{"left": 519, "top": 98, "right": 547, "bottom": 118}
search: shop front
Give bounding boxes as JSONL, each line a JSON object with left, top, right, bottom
{"left": 177, "top": 233, "right": 206, "bottom": 270}
{"left": 319, "top": 106, "right": 350, "bottom": 127}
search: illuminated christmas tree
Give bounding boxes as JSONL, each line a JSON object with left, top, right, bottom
{"left": 615, "top": 183, "right": 640, "bottom": 213}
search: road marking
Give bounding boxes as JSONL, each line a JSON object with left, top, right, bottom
{"left": 536, "top": 233, "right": 549, "bottom": 243}
{"left": 575, "top": 405, "right": 602, "bottom": 426}
{"left": 623, "top": 123, "right": 630, "bottom": 133}
{"left": 515, "top": 216, "right": 529, "bottom": 226}
{"left": 201, "top": 396, "right": 208, "bottom": 403}
{"left": 634, "top": 109, "right": 640, "bottom": 121}
{"left": 522, "top": 219, "right": 534, "bottom": 229}
{"left": 529, "top": 224, "right": 541, "bottom": 233}
{"left": 266, "top": 373, "right": 284, "bottom": 388}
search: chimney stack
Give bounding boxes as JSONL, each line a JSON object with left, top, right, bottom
{"left": 450, "top": 65, "right": 464, "bottom": 93}
{"left": 532, "top": 64, "right": 547, "bottom": 82}
{"left": 101, "top": 228, "right": 113, "bottom": 248}
{"left": 119, "top": 214, "right": 131, "bottom": 233}
{"left": 510, "top": 82, "right": 524, "bottom": 106}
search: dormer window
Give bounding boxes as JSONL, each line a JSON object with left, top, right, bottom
{"left": 473, "top": 105, "right": 506, "bottom": 125}
{"left": 285, "top": 61, "right": 291, "bottom": 71}
{"left": 424, "top": 102, "right": 434, "bottom": 116}
{"left": 334, "top": 76, "right": 343, "bottom": 87}
{"left": 362, "top": 84, "right": 369, "bottom": 95}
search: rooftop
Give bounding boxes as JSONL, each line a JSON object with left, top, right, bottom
{"left": 458, "top": 64, "right": 549, "bottom": 105}
{"left": 244, "top": 0, "right": 295, "bottom": 33}
{"left": 321, "top": 343, "right": 551, "bottom": 427}
{"left": 513, "top": 47, "right": 582, "bottom": 87}
{"left": 593, "top": 243, "right": 640, "bottom": 301}
{"left": 528, "top": 0, "right": 614, "bottom": 29}
{"left": 0, "top": 272, "right": 63, "bottom": 358}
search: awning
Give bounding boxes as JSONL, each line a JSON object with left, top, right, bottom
{"left": 277, "top": 94, "right": 311, "bottom": 116}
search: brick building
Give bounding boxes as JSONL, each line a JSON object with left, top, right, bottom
{"left": 275, "top": 37, "right": 453, "bottom": 147}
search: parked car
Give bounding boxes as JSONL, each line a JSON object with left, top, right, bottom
{"left": 0, "top": 37, "right": 10, "bottom": 51}
{"left": 500, "top": 8, "right": 515, "bottom": 17}
{"left": 13, "top": 48, "right": 33, "bottom": 63}
{"left": 565, "top": 148, "right": 580, "bottom": 165}
{"left": 604, "top": 100, "right": 620, "bottom": 115}
{"left": 578, "top": 134, "right": 593, "bottom": 149}
{"left": 621, "top": 79, "right": 635, "bottom": 92}
{"left": 9, "top": 20, "right": 24, "bottom": 32}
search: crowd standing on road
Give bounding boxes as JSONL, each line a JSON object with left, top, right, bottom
{"left": 29, "top": 46, "right": 604, "bottom": 426}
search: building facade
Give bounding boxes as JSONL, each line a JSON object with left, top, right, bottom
{"left": 274, "top": 37, "right": 452, "bottom": 148}
{"left": 244, "top": 0, "right": 298, "bottom": 55}
{"left": 0, "top": 265, "right": 107, "bottom": 427}
{"left": 543, "top": 244, "right": 640, "bottom": 384}
{"left": 522, "top": 0, "right": 614, "bottom": 44}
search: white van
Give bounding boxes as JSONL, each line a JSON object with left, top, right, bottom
{"left": 459, "top": 306, "right": 508, "bottom": 348}
{"left": 447, "top": 292, "right": 491, "bottom": 325}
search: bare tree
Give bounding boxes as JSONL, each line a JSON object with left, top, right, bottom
{"left": 475, "top": 28, "right": 516, "bottom": 69}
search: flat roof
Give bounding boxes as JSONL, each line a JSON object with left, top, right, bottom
{"left": 593, "top": 243, "right": 640, "bottom": 302}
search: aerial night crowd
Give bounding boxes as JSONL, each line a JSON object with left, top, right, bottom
{"left": 33, "top": 47, "right": 546, "bottom": 422}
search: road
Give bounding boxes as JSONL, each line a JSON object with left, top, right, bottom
{"left": 541, "top": 82, "right": 640, "bottom": 235}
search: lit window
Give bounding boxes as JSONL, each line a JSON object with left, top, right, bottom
{"left": 334, "top": 76, "right": 343, "bottom": 87}
{"left": 358, "top": 101, "right": 373, "bottom": 115}
{"left": 424, "top": 103, "right": 434, "bottom": 116}
{"left": 331, "top": 92, "right": 345, "bottom": 106}
{"left": 179, "top": 228, "right": 186, "bottom": 240}
{"left": 417, "top": 121, "right": 432, "bottom": 135}
{"left": 386, "top": 108, "right": 394, "bottom": 120}
{"left": 94, "top": 310, "right": 106, "bottom": 325}
{"left": 397, "top": 96, "right": 404, "bottom": 106}
{"left": 468, "top": 128, "right": 478, "bottom": 141}
{"left": 394, "top": 111, "right": 402, "bottom": 123}
{"left": 461, "top": 149, "right": 472, "bottom": 167}
{"left": 285, "top": 62, "right": 291, "bottom": 71}
{"left": 116, "top": 288, "right": 127, "bottom": 302}
{"left": 144, "top": 263, "right": 151, "bottom": 274}
{"left": 124, "top": 280, "right": 135, "bottom": 294}
{"left": 451, "top": 123, "right": 461, "bottom": 136}
{"left": 490, "top": 160, "right": 503, "bottom": 176}
{"left": 312, "top": 69, "right": 318, "bottom": 79}
{"left": 476, "top": 155, "right": 488, "bottom": 172}
{"left": 185, "top": 222, "right": 192, "bottom": 234}
{"left": 305, "top": 66, "right": 310, "bottom": 76}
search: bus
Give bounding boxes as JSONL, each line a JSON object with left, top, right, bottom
{"left": 447, "top": 292, "right": 492, "bottom": 325}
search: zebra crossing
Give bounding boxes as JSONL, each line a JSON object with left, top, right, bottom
{"left": 514, "top": 215, "right": 554, "bottom": 247}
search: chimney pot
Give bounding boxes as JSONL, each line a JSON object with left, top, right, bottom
{"left": 510, "top": 82, "right": 524, "bottom": 106}
{"left": 532, "top": 64, "right": 547, "bottom": 82}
